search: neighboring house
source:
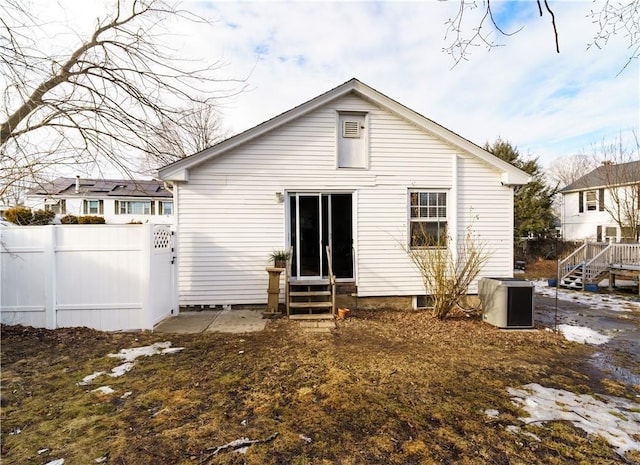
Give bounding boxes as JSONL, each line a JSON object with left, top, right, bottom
{"left": 25, "top": 177, "right": 174, "bottom": 225}
{"left": 560, "top": 160, "right": 640, "bottom": 242}
{"left": 158, "top": 78, "right": 529, "bottom": 309}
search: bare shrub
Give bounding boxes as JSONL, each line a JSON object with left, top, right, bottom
{"left": 405, "top": 225, "right": 489, "bottom": 319}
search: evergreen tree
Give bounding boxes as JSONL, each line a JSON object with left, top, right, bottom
{"left": 484, "top": 139, "right": 557, "bottom": 239}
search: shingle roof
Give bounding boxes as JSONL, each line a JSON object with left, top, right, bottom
{"left": 560, "top": 160, "right": 640, "bottom": 192}
{"left": 28, "top": 177, "right": 172, "bottom": 198}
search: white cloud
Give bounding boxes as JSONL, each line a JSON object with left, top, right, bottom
{"left": 16, "top": 0, "right": 640, "bottom": 172}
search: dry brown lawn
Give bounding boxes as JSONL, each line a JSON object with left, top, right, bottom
{"left": 2, "top": 303, "right": 639, "bottom": 465}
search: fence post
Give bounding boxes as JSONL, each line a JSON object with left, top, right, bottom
{"left": 44, "top": 226, "right": 57, "bottom": 329}
{"left": 140, "top": 224, "right": 153, "bottom": 329}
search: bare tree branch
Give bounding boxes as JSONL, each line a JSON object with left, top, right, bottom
{"left": 443, "top": 0, "right": 556, "bottom": 66}
{"left": 593, "top": 132, "right": 640, "bottom": 241}
{"left": 588, "top": 0, "right": 640, "bottom": 76}
{"left": 1, "top": 0, "right": 244, "bottom": 197}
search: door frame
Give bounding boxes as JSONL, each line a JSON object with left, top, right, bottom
{"left": 286, "top": 191, "right": 355, "bottom": 282}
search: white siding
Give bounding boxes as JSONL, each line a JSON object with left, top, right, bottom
{"left": 560, "top": 188, "right": 639, "bottom": 242}
{"left": 23, "top": 197, "right": 173, "bottom": 225}
{"left": 457, "top": 152, "right": 515, "bottom": 292}
{"left": 176, "top": 94, "right": 514, "bottom": 306}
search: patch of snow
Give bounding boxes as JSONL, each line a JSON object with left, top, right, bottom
{"left": 121, "top": 391, "right": 133, "bottom": 399}
{"left": 299, "top": 434, "right": 312, "bottom": 443}
{"left": 508, "top": 383, "right": 640, "bottom": 455}
{"left": 484, "top": 409, "right": 500, "bottom": 418}
{"left": 107, "top": 341, "right": 184, "bottom": 362}
{"left": 92, "top": 386, "right": 115, "bottom": 395}
{"left": 110, "top": 362, "right": 135, "bottom": 377}
{"left": 45, "top": 460, "right": 64, "bottom": 465}
{"left": 532, "top": 281, "right": 639, "bottom": 312}
{"left": 557, "top": 324, "right": 611, "bottom": 345}
{"left": 77, "top": 371, "right": 105, "bottom": 386}
{"left": 38, "top": 449, "right": 49, "bottom": 454}
{"left": 79, "top": 342, "right": 184, "bottom": 387}
{"left": 503, "top": 424, "right": 541, "bottom": 442}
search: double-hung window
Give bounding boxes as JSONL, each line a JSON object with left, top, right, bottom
{"left": 409, "top": 191, "right": 447, "bottom": 247}
{"left": 585, "top": 190, "right": 598, "bottom": 211}
{"left": 83, "top": 199, "right": 103, "bottom": 215}
{"left": 579, "top": 189, "right": 605, "bottom": 212}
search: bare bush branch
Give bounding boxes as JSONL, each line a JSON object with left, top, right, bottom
{"left": 403, "top": 224, "right": 490, "bottom": 319}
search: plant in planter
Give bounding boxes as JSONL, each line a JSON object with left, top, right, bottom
{"left": 270, "top": 249, "right": 291, "bottom": 268}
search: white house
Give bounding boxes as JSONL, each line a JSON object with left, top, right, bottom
{"left": 158, "top": 78, "right": 529, "bottom": 310}
{"left": 560, "top": 160, "right": 640, "bottom": 242}
{"left": 25, "top": 177, "right": 174, "bottom": 225}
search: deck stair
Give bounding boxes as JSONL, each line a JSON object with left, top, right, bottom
{"left": 560, "top": 264, "right": 583, "bottom": 289}
{"left": 286, "top": 246, "right": 336, "bottom": 319}
{"left": 558, "top": 241, "right": 638, "bottom": 291}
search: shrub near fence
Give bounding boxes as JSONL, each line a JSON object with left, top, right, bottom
{"left": 0, "top": 224, "right": 175, "bottom": 331}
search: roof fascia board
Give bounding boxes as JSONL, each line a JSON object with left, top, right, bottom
{"left": 350, "top": 81, "right": 530, "bottom": 185}
{"left": 561, "top": 180, "right": 640, "bottom": 193}
{"left": 159, "top": 78, "right": 530, "bottom": 185}
{"left": 158, "top": 82, "right": 358, "bottom": 181}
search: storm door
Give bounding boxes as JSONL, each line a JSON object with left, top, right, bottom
{"left": 289, "top": 193, "right": 353, "bottom": 280}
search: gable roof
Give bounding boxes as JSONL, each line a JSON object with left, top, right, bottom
{"left": 560, "top": 160, "right": 640, "bottom": 193}
{"left": 28, "top": 177, "right": 172, "bottom": 199}
{"left": 158, "top": 78, "right": 530, "bottom": 185}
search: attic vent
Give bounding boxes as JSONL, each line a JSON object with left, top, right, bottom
{"left": 342, "top": 120, "right": 361, "bottom": 139}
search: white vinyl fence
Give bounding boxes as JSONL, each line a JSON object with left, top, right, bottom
{"left": 1, "top": 224, "right": 176, "bottom": 331}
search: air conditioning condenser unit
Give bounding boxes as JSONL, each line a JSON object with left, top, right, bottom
{"left": 479, "top": 277, "right": 534, "bottom": 329}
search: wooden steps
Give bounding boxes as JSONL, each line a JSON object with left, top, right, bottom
{"left": 287, "top": 280, "right": 334, "bottom": 317}
{"left": 560, "top": 264, "right": 583, "bottom": 289}
{"left": 285, "top": 246, "right": 336, "bottom": 319}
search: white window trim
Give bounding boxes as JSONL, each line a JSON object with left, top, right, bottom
{"left": 84, "top": 199, "right": 102, "bottom": 215}
{"left": 118, "top": 200, "right": 152, "bottom": 215}
{"left": 408, "top": 190, "right": 448, "bottom": 248}
{"left": 159, "top": 200, "right": 173, "bottom": 215}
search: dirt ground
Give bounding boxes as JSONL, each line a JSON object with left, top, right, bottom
{"left": 2, "top": 261, "right": 638, "bottom": 465}
{"left": 520, "top": 258, "right": 559, "bottom": 280}
{"left": 2, "top": 290, "right": 639, "bottom": 465}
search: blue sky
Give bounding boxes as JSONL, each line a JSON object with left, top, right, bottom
{"left": 30, "top": 0, "right": 640, "bottom": 170}
{"left": 179, "top": 0, "right": 638, "bottom": 168}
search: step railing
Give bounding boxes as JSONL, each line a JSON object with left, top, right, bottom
{"left": 325, "top": 245, "right": 336, "bottom": 316}
{"left": 285, "top": 246, "right": 293, "bottom": 316}
{"left": 583, "top": 244, "right": 611, "bottom": 283}
{"left": 558, "top": 241, "right": 609, "bottom": 287}
{"left": 558, "top": 241, "right": 587, "bottom": 283}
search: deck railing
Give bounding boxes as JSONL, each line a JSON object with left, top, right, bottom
{"left": 610, "top": 243, "right": 640, "bottom": 266}
{"left": 559, "top": 241, "right": 640, "bottom": 287}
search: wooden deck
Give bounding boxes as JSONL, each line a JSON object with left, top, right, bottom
{"left": 559, "top": 242, "right": 639, "bottom": 294}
